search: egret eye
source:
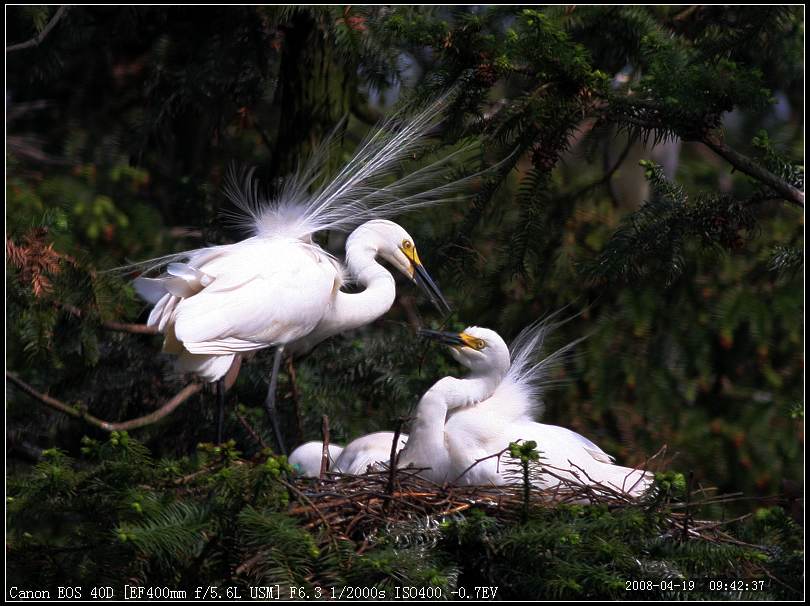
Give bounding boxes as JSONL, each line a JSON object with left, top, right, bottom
{"left": 459, "top": 333, "right": 486, "bottom": 350}
{"left": 402, "top": 239, "right": 413, "bottom": 250}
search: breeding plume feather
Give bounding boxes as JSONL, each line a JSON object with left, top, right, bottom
{"left": 219, "top": 92, "right": 483, "bottom": 243}
{"left": 492, "top": 312, "right": 584, "bottom": 421}
{"left": 126, "top": 91, "right": 482, "bottom": 278}
{"left": 127, "top": 91, "right": 483, "bottom": 448}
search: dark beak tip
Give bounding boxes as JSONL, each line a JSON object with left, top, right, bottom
{"left": 412, "top": 263, "right": 452, "bottom": 316}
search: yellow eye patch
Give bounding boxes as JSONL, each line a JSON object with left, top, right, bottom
{"left": 400, "top": 240, "right": 422, "bottom": 266}
{"left": 460, "top": 333, "right": 486, "bottom": 350}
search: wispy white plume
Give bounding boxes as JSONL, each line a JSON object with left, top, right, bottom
{"left": 221, "top": 90, "right": 486, "bottom": 241}
{"left": 114, "top": 89, "right": 490, "bottom": 277}
{"left": 502, "top": 310, "right": 586, "bottom": 413}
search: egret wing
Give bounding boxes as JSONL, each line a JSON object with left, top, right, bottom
{"left": 173, "top": 241, "right": 338, "bottom": 353}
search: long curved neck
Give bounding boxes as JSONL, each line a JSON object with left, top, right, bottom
{"left": 328, "top": 240, "right": 396, "bottom": 333}
{"left": 442, "top": 370, "right": 503, "bottom": 410}
{"left": 399, "top": 384, "right": 452, "bottom": 481}
{"left": 399, "top": 370, "right": 503, "bottom": 482}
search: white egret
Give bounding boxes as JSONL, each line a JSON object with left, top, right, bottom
{"left": 289, "top": 441, "right": 344, "bottom": 477}
{"left": 399, "top": 324, "right": 651, "bottom": 496}
{"left": 332, "top": 431, "right": 409, "bottom": 475}
{"left": 131, "top": 95, "right": 482, "bottom": 448}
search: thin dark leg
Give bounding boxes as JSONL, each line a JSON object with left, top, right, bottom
{"left": 216, "top": 378, "right": 226, "bottom": 444}
{"left": 263, "top": 346, "right": 286, "bottom": 455}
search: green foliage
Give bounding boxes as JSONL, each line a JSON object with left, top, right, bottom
{"left": 441, "top": 503, "right": 800, "bottom": 599}
{"left": 587, "top": 161, "right": 757, "bottom": 284}
{"left": 7, "top": 438, "right": 802, "bottom": 599}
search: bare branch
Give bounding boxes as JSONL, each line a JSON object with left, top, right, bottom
{"left": 319, "top": 415, "right": 330, "bottom": 479}
{"left": 59, "top": 303, "right": 159, "bottom": 335}
{"left": 452, "top": 446, "right": 510, "bottom": 484}
{"left": 385, "top": 419, "right": 404, "bottom": 499}
{"left": 6, "top": 371, "right": 202, "bottom": 431}
{"left": 7, "top": 6, "right": 70, "bottom": 53}
{"left": 703, "top": 132, "right": 804, "bottom": 207}
{"left": 235, "top": 411, "right": 267, "bottom": 449}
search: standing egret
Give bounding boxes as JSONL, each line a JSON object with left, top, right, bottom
{"left": 332, "top": 431, "right": 409, "bottom": 475}
{"left": 399, "top": 324, "right": 651, "bottom": 496}
{"left": 289, "top": 441, "right": 344, "bottom": 477}
{"left": 131, "top": 95, "right": 482, "bottom": 448}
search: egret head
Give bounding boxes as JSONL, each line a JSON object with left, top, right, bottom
{"left": 351, "top": 220, "right": 451, "bottom": 314}
{"left": 420, "top": 326, "right": 510, "bottom": 378}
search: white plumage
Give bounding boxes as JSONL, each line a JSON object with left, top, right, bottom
{"left": 399, "top": 324, "right": 652, "bottom": 496}
{"left": 289, "top": 441, "right": 345, "bottom": 478}
{"left": 135, "top": 237, "right": 342, "bottom": 380}
{"left": 130, "top": 94, "right": 476, "bottom": 383}
{"left": 332, "top": 431, "right": 409, "bottom": 475}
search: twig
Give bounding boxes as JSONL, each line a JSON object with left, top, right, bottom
{"left": 319, "top": 415, "right": 330, "bottom": 480}
{"left": 236, "top": 412, "right": 268, "bottom": 450}
{"left": 60, "top": 303, "right": 158, "bottom": 335}
{"left": 563, "top": 132, "right": 636, "bottom": 204}
{"left": 384, "top": 419, "right": 404, "bottom": 511}
{"left": 682, "top": 470, "right": 694, "bottom": 542}
{"left": 703, "top": 132, "right": 804, "bottom": 207}
{"left": 235, "top": 551, "right": 265, "bottom": 576}
{"left": 7, "top": 6, "right": 70, "bottom": 53}
{"left": 6, "top": 371, "right": 202, "bottom": 431}
{"left": 278, "top": 477, "right": 340, "bottom": 552}
{"left": 452, "top": 446, "right": 510, "bottom": 484}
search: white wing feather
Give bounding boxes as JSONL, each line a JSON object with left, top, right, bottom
{"left": 172, "top": 240, "right": 338, "bottom": 354}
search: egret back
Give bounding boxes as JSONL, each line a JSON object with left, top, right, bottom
{"left": 333, "top": 431, "right": 408, "bottom": 475}
{"left": 447, "top": 419, "right": 651, "bottom": 496}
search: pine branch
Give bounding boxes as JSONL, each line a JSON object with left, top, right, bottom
{"left": 6, "top": 6, "right": 71, "bottom": 53}
{"left": 6, "top": 371, "right": 202, "bottom": 431}
{"left": 703, "top": 132, "right": 804, "bottom": 207}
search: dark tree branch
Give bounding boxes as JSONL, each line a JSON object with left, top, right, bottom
{"left": 60, "top": 303, "right": 159, "bottom": 335}
{"left": 6, "top": 371, "right": 202, "bottom": 431}
{"left": 386, "top": 419, "right": 404, "bottom": 497}
{"left": 7, "top": 6, "right": 70, "bottom": 53}
{"left": 236, "top": 411, "right": 267, "bottom": 450}
{"left": 601, "top": 98, "right": 803, "bottom": 207}
{"left": 319, "top": 414, "right": 331, "bottom": 479}
{"left": 702, "top": 132, "right": 804, "bottom": 207}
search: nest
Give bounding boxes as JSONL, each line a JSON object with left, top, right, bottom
{"left": 283, "top": 452, "right": 758, "bottom": 552}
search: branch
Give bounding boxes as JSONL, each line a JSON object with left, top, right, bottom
{"left": 6, "top": 6, "right": 70, "bottom": 53}
{"left": 319, "top": 414, "right": 330, "bottom": 479}
{"left": 385, "top": 419, "right": 404, "bottom": 498}
{"left": 60, "top": 303, "right": 159, "bottom": 335}
{"left": 235, "top": 411, "right": 268, "bottom": 449}
{"left": 6, "top": 371, "right": 202, "bottom": 431}
{"left": 703, "top": 132, "right": 804, "bottom": 207}
{"left": 452, "top": 446, "right": 510, "bottom": 484}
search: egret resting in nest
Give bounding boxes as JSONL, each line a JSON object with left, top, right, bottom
{"left": 332, "top": 431, "right": 409, "bottom": 475}
{"left": 289, "top": 441, "right": 344, "bottom": 477}
{"left": 130, "top": 95, "right": 484, "bottom": 448}
{"left": 399, "top": 322, "right": 651, "bottom": 496}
